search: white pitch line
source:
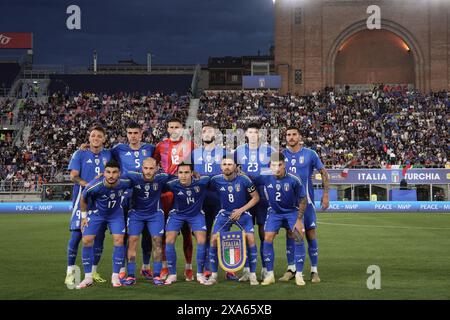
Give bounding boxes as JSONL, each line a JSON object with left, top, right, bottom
{"left": 317, "top": 221, "right": 450, "bottom": 230}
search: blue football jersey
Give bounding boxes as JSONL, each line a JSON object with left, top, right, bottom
{"left": 255, "top": 173, "right": 306, "bottom": 214}
{"left": 209, "top": 174, "right": 256, "bottom": 212}
{"left": 68, "top": 149, "right": 112, "bottom": 207}
{"left": 283, "top": 147, "right": 324, "bottom": 202}
{"left": 235, "top": 143, "right": 275, "bottom": 179}
{"left": 126, "top": 171, "right": 171, "bottom": 212}
{"left": 165, "top": 176, "right": 210, "bottom": 216}
{"left": 192, "top": 146, "right": 226, "bottom": 205}
{"left": 82, "top": 177, "right": 132, "bottom": 214}
{"left": 191, "top": 146, "right": 225, "bottom": 176}
{"left": 111, "top": 143, "right": 155, "bottom": 176}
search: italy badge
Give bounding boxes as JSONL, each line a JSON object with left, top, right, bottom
{"left": 217, "top": 230, "right": 247, "bottom": 273}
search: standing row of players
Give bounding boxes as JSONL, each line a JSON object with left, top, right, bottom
{"left": 64, "top": 119, "right": 330, "bottom": 288}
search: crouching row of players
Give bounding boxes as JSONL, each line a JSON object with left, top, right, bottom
{"left": 74, "top": 152, "right": 309, "bottom": 288}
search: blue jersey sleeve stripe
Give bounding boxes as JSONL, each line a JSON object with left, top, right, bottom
{"left": 127, "top": 171, "right": 141, "bottom": 176}
{"left": 86, "top": 181, "right": 103, "bottom": 192}
{"left": 241, "top": 174, "right": 253, "bottom": 184}
{"left": 287, "top": 173, "right": 303, "bottom": 185}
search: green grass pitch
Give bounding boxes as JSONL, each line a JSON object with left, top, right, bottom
{"left": 0, "top": 212, "right": 449, "bottom": 300}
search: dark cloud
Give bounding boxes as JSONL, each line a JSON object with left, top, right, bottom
{"left": 0, "top": 0, "right": 274, "bottom": 66}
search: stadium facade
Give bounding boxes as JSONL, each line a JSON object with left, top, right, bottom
{"left": 274, "top": 0, "right": 450, "bottom": 94}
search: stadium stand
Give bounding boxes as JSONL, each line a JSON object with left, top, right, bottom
{"left": 0, "top": 62, "right": 21, "bottom": 95}
{"left": 0, "top": 92, "right": 190, "bottom": 187}
{"left": 1, "top": 87, "right": 449, "bottom": 188}
{"left": 48, "top": 74, "right": 193, "bottom": 96}
{"left": 198, "top": 89, "right": 449, "bottom": 169}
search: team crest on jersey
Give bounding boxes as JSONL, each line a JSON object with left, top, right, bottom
{"left": 194, "top": 186, "right": 200, "bottom": 193}
{"left": 145, "top": 184, "right": 151, "bottom": 191}
{"left": 284, "top": 183, "right": 290, "bottom": 192}
{"left": 134, "top": 151, "right": 139, "bottom": 158}
{"left": 186, "top": 190, "right": 192, "bottom": 197}
{"left": 276, "top": 184, "right": 281, "bottom": 191}
{"left": 250, "top": 154, "right": 257, "bottom": 162}
{"left": 299, "top": 156, "right": 304, "bottom": 164}
{"left": 218, "top": 231, "right": 247, "bottom": 273}
{"left": 228, "top": 186, "right": 234, "bottom": 193}
{"left": 153, "top": 183, "right": 159, "bottom": 191}
{"left": 235, "top": 184, "right": 241, "bottom": 192}
{"left": 291, "top": 159, "right": 296, "bottom": 165}
{"left": 206, "top": 154, "right": 212, "bottom": 162}
{"left": 110, "top": 193, "right": 116, "bottom": 200}
{"left": 95, "top": 158, "right": 100, "bottom": 166}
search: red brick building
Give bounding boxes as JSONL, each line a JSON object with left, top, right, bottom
{"left": 274, "top": 0, "right": 450, "bottom": 94}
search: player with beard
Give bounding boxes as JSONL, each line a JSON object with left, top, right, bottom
{"left": 281, "top": 127, "right": 330, "bottom": 283}
{"left": 191, "top": 123, "right": 238, "bottom": 280}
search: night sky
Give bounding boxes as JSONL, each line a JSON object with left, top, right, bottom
{"left": 0, "top": 0, "right": 275, "bottom": 67}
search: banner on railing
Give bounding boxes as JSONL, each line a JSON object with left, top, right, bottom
{"left": 315, "top": 201, "right": 450, "bottom": 212}
{"left": 0, "top": 201, "right": 449, "bottom": 213}
{"left": 313, "top": 169, "right": 450, "bottom": 185}
{"left": 0, "top": 202, "right": 72, "bottom": 213}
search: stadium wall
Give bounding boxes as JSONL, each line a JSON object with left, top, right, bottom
{"left": 275, "top": 0, "right": 450, "bottom": 94}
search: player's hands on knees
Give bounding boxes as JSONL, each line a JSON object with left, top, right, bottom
{"left": 230, "top": 209, "right": 243, "bottom": 221}
{"left": 321, "top": 193, "right": 330, "bottom": 210}
{"left": 81, "top": 218, "right": 88, "bottom": 232}
{"left": 293, "top": 219, "right": 304, "bottom": 242}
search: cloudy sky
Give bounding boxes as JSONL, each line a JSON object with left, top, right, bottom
{"left": 0, "top": 0, "right": 275, "bottom": 67}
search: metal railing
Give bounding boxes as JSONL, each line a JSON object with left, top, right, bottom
{"left": 0, "top": 88, "right": 11, "bottom": 97}
{"left": 0, "top": 182, "right": 73, "bottom": 201}
{"left": 0, "top": 180, "right": 44, "bottom": 193}
{"left": 0, "top": 181, "right": 447, "bottom": 203}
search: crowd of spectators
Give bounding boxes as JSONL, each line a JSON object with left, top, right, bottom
{"left": 198, "top": 89, "right": 449, "bottom": 168}
{"left": 1, "top": 88, "right": 449, "bottom": 187}
{"left": 0, "top": 98, "right": 15, "bottom": 125}
{"left": 1, "top": 91, "right": 189, "bottom": 186}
